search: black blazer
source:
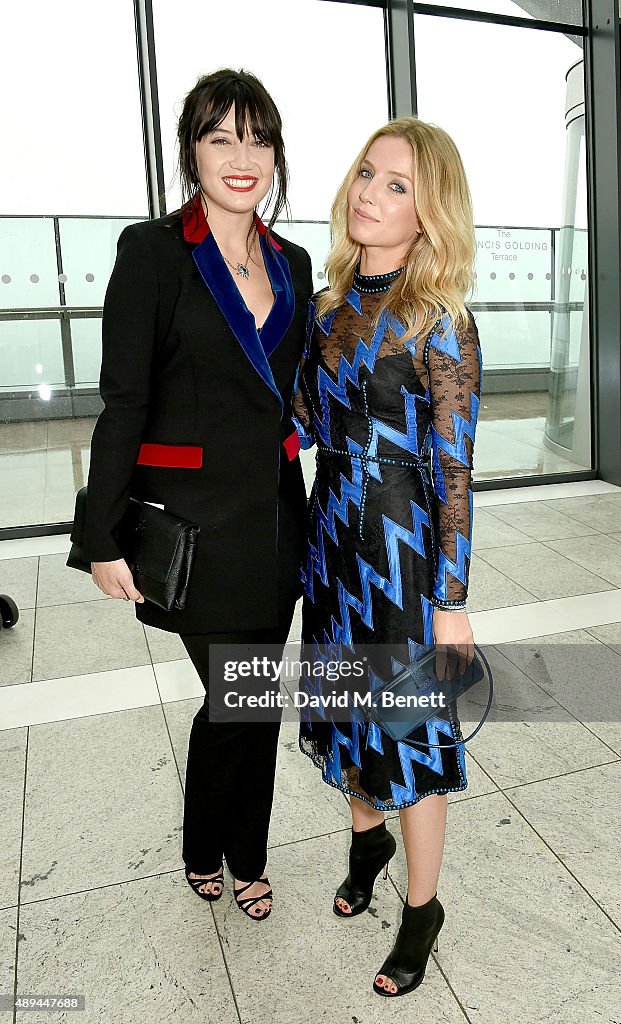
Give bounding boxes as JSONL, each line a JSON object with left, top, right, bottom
{"left": 80, "top": 195, "right": 313, "bottom": 634}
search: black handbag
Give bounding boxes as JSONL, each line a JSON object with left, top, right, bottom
{"left": 366, "top": 643, "right": 493, "bottom": 749}
{"left": 66, "top": 486, "right": 200, "bottom": 612}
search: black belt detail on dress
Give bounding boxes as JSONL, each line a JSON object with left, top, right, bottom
{"left": 316, "top": 446, "right": 430, "bottom": 469}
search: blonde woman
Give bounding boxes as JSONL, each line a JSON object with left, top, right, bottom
{"left": 293, "top": 117, "right": 482, "bottom": 996}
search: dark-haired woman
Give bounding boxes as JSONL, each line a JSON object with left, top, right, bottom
{"left": 79, "top": 69, "right": 313, "bottom": 920}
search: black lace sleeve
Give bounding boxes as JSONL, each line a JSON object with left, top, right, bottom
{"left": 425, "top": 310, "right": 482, "bottom": 609}
{"left": 292, "top": 356, "right": 313, "bottom": 442}
{"left": 291, "top": 301, "right": 316, "bottom": 449}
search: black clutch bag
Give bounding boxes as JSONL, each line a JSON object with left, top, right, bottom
{"left": 366, "top": 643, "right": 493, "bottom": 749}
{"left": 66, "top": 486, "right": 200, "bottom": 612}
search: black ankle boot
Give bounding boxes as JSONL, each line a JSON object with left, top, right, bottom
{"left": 333, "top": 821, "right": 397, "bottom": 918}
{"left": 373, "top": 893, "right": 444, "bottom": 997}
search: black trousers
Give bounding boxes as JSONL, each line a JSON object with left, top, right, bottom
{"left": 180, "top": 601, "right": 295, "bottom": 881}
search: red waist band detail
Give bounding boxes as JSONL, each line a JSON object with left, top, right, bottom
{"left": 137, "top": 443, "right": 203, "bottom": 469}
{"left": 283, "top": 429, "right": 301, "bottom": 462}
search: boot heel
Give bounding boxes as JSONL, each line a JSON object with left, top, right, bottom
{"left": 383, "top": 862, "right": 389, "bottom": 880}
{"left": 432, "top": 937, "right": 439, "bottom": 953}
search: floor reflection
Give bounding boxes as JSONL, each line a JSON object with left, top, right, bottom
{"left": 0, "top": 393, "right": 591, "bottom": 530}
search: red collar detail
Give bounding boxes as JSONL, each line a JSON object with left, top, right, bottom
{"left": 181, "top": 192, "right": 209, "bottom": 243}
{"left": 181, "top": 191, "right": 282, "bottom": 251}
{"left": 255, "top": 214, "right": 282, "bottom": 251}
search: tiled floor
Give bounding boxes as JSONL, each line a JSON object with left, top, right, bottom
{"left": 1, "top": 479, "right": 620, "bottom": 1022}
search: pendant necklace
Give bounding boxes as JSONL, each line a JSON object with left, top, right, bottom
{"left": 221, "top": 227, "right": 258, "bottom": 280}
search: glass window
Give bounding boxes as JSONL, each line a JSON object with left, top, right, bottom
{"left": 0, "top": 319, "right": 65, "bottom": 391}
{"left": 59, "top": 219, "right": 142, "bottom": 308}
{"left": 414, "top": 13, "right": 590, "bottom": 478}
{"left": 71, "top": 319, "right": 106, "bottom": 389}
{"left": 0, "top": 219, "right": 59, "bottom": 310}
{"left": 0, "top": 1, "right": 147, "bottom": 216}
{"left": 0, "top": 0, "right": 148, "bottom": 530}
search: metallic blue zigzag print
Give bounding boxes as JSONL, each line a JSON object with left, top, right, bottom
{"left": 389, "top": 717, "right": 456, "bottom": 804}
{"left": 326, "top": 719, "right": 363, "bottom": 784}
{"left": 434, "top": 514, "right": 472, "bottom": 598}
{"left": 431, "top": 389, "right": 479, "bottom": 487}
{"left": 428, "top": 313, "right": 462, "bottom": 362}
{"left": 298, "top": 634, "right": 346, "bottom": 724}
{"left": 364, "top": 638, "right": 425, "bottom": 758}
{"left": 303, "top": 299, "right": 319, "bottom": 358}
{"left": 315, "top": 287, "right": 364, "bottom": 336}
{"left": 299, "top": 635, "right": 372, "bottom": 733}
{"left": 301, "top": 451, "right": 364, "bottom": 602}
{"left": 330, "top": 503, "right": 430, "bottom": 646}
{"left": 345, "top": 289, "right": 363, "bottom": 316}
{"left": 421, "top": 594, "right": 436, "bottom": 645}
{"left": 313, "top": 303, "right": 405, "bottom": 446}
{"left": 365, "top": 387, "right": 425, "bottom": 472}
{"left": 428, "top": 313, "right": 485, "bottom": 403}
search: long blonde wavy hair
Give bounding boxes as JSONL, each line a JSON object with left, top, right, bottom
{"left": 316, "top": 117, "right": 476, "bottom": 344}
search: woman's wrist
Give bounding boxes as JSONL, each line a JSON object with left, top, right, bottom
{"left": 431, "top": 598, "right": 467, "bottom": 613}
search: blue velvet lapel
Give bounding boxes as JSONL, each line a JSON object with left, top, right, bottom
{"left": 257, "top": 234, "right": 295, "bottom": 358}
{"left": 191, "top": 229, "right": 294, "bottom": 412}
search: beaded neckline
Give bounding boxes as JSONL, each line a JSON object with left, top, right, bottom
{"left": 352, "top": 264, "right": 405, "bottom": 295}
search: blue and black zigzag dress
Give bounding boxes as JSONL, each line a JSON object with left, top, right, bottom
{"left": 292, "top": 268, "right": 483, "bottom": 810}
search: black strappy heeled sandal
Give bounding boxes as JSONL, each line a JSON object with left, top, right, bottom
{"left": 184, "top": 864, "right": 225, "bottom": 902}
{"left": 234, "top": 876, "right": 273, "bottom": 921}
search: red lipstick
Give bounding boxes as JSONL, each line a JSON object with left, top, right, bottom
{"left": 223, "top": 176, "right": 259, "bottom": 193}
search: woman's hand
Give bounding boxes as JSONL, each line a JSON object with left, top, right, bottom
{"left": 432, "top": 609, "right": 474, "bottom": 678}
{"left": 91, "top": 559, "right": 144, "bottom": 603}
